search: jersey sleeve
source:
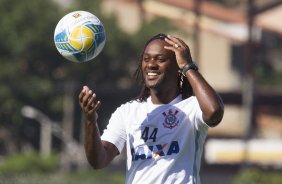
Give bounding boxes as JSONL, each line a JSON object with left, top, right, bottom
{"left": 101, "top": 105, "right": 127, "bottom": 153}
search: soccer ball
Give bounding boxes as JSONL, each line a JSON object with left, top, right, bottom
{"left": 54, "top": 11, "right": 106, "bottom": 62}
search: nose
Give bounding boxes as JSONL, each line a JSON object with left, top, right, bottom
{"left": 147, "top": 58, "right": 158, "bottom": 69}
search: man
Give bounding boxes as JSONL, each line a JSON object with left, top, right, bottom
{"left": 79, "top": 34, "right": 224, "bottom": 184}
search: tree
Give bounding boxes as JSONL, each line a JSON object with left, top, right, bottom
{"left": 0, "top": 0, "right": 62, "bottom": 125}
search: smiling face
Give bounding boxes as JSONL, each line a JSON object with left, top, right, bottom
{"left": 141, "top": 39, "right": 179, "bottom": 91}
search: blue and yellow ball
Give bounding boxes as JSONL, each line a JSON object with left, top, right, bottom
{"left": 54, "top": 11, "right": 106, "bottom": 62}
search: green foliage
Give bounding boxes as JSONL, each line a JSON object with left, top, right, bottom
{"left": 62, "top": 170, "right": 125, "bottom": 184}
{"left": 255, "top": 64, "right": 282, "bottom": 86}
{"left": 0, "top": 0, "right": 64, "bottom": 127}
{"left": 0, "top": 152, "right": 58, "bottom": 174}
{"left": 0, "top": 0, "right": 60, "bottom": 58}
{"left": 0, "top": 169, "right": 125, "bottom": 184}
{"left": 233, "top": 169, "right": 282, "bottom": 184}
{"left": 71, "top": 0, "right": 103, "bottom": 17}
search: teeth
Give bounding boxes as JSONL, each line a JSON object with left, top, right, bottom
{"left": 148, "top": 72, "right": 157, "bottom": 76}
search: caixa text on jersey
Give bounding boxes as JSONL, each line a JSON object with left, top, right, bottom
{"left": 131, "top": 141, "right": 180, "bottom": 161}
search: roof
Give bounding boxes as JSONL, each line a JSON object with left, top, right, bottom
{"left": 143, "top": 0, "right": 282, "bottom": 41}
{"left": 256, "top": 4, "right": 282, "bottom": 35}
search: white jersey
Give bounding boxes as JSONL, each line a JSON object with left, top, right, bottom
{"left": 101, "top": 95, "right": 209, "bottom": 184}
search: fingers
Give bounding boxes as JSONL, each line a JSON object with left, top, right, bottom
{"left": 170, "top": 35, "right": 189, "bottom": 49}
{"left": 164, "top": 35, "right": 186, "bottom": 50}
{"left": 164, "top": 38, "right": 179, "bottom": 51}
{"left": 79, "top": 86, "right": 101, "bottom": 113}
{"left": 164, "top": 35, "right": 193, "bottom": 68}
{"left": 87, "top": 93, "right": 101, "bottom": 112}
{"left": 164, "top": 35, "right": 191, "bottom": 55}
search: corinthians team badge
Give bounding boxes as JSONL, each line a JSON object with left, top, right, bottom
{"left": 162, "top": 109, "right": 179, "bottom": 129}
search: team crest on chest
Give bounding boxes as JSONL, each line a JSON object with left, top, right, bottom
{"left": 162, "top": 109, "right": 179, "bottom": 129}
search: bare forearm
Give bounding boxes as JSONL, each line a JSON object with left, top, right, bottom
{"left": 84, "top": 120, "right": 108, "bottom": 169}
{"left": 185, "top": 70, "right": 224, "bottom": 126}
{"left": 79, "top": 86, "right": 119, "bottom": 169}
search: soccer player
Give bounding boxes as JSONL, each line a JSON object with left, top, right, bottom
{"left": 79, "top": 33, "right": 224, "bottom": 184}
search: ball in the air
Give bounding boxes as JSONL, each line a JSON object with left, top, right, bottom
{"left": 54, "top": 11, "right": 106, "bottom": 62}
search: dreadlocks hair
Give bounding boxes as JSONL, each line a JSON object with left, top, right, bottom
{"left": 133, "top": 33, "right": 193, "bottom": 102}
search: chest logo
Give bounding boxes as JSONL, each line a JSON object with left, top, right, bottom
{"left": 162, "top": 109, "right": 179, "bottom": 129}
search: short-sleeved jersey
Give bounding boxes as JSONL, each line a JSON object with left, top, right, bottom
{"left": 101, "top": 95, "right": 209, "bottom": 184}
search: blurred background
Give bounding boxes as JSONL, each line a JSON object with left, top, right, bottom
{"left": 0, "top": 0, "right": 281, "bottom": 183}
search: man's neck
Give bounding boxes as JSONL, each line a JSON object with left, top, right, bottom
{"left": 150, "top": 89, "right": 179, "bottom": 104}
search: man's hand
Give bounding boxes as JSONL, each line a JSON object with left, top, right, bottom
{"left": 78, "top": 86, "right": 101, "bottom": 123}
{"left": 164, "top": 35, "right": 193, "bottom": 69}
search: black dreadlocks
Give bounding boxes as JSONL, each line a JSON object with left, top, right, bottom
{"left": 134, "top": 33, "right": 193, "bottom": 102}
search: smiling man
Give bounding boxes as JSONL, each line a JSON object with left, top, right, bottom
{"left": 79, "top": 33, "right": 224, "bottom": 184}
